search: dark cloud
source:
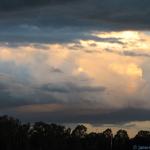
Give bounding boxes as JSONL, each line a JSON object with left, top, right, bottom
{"left": 0, "top": 69, "right": 60, "bottom": 108}
{"left": 60, "top": 108, "right": 150, "bottom": 124}
{"left": 4, "top": 107, "right": 150, "bottom": 124}
{"left": 0, "top": 27, "right": 122, "bottom": 45}
{"left": 123, "top": 51, "right": 150, "bottom": 57}
{"left": 0, "top": 81, "right": 58, "bottom": 108}
{"left": 50, "top": 67, "right": 63, "bottom": 73}
{"left": 40, "top": 82, "right": 106, "bottom": 93}
{"left": 0, "top": 0, "right": 77, "bottom": 11}
{"left": 0, "top": 71, "right": 106, "bottom": 109}
{"left": 105, "top": 48, "right": 150, "bottom": 58}
{"left": 0, "top": 0, "right": 150, "bottom": 29}
{"left": 0, "top": 0, "right": 149, "bottom": 44}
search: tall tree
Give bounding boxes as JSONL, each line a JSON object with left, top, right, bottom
{"left": 113, "top": 129, "right": 130, "bottom": 150}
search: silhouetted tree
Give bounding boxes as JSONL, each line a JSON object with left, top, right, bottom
{"left": 71, "top": 125, "right": 87, "bottom": 138}
{"left": 29, "top": 122, "right": 71, "bottom": 150}
{"left": 113, "top": 129, "right": 131, "bottom": 150}
{"left": 132, "top": 130, "right": 150, "bottom": 146}
{"left": 102, "top": 128, "right": 113, "bottom": 150}
{"left": 0, "top": 115, "right": 22, "bottom": 150}
{"left": 70, "top": 125, "right": 87, "bottom": 150}
{"left": 84, "top": 132, "right": 105, "bottom": 150}
{"left": 0, "top": 115, "right": 150, "bottom": 150}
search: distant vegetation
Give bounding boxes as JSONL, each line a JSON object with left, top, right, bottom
{"left": 0, "top": 115, "right": 150, "bottom": 150}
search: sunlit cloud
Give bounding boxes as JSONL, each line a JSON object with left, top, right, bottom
{"left": 109, "top": 63, "right": 143, "bottom": 78}
{"left": 0, "top": 30, "right": 150, "bottom": 137}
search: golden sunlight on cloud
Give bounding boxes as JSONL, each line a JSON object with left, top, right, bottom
{"left": 0, "top": 48, "right": 37, "bottom": 63}
{"left": 77, "top": 51, "right": 142, "bottom": 81}
{"left": 77, "top": 67, "right": 84, "bottom": 73}
{"left": 77, "top": 50, "right": 144, "bottom": 97}
{"left": 0, "top": 44, "right": 69, "bottom": 65}
{"left": 109, "top": 63, "right": 143, "bottom": 78}
{"left": 74, "top": 31, "right": 150, "bottom": 96}
{"left": 88, "top": 30, "right": 150, "bottom": 52}
{"left": 96, "top": 31, "right": 140, "bottom": 40}
{"left": 0, "top": 49, "right": 13, "bottom": 60}
{"left": 109, "top": 63, "right": 143, "bottom": 93}
{"left": 46, "top": 44, "right": 70, "bottom": 66}
{"left": 0, "top": 30, "right": 150, "bottom": 110}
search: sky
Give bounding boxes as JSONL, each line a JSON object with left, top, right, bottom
{"left": 0, "top": 0, "right": 150, "bottom": 137}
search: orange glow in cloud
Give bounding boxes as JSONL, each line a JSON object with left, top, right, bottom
{"left": 16, "top": 103, "right": 65, "bottom": 113}
{"left": 0, "top": 30, "right": 150, "bottom": 109}
{"left": 109, "top": 63, "right": 143, "bottom": 78}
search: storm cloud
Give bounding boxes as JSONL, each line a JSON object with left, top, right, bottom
{"left": 0, "top": 0, "right": 149, "bottom": 44}
{"left": 3, "top": 107, "right": 150, "bottom": 125}
{"left": 0, "top": 0, "right": 150, "bottom": 28}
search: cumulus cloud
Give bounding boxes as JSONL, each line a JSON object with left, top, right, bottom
{"left": 0, "top": 45, "right": 149, "bottom": 125}
{"left": 0, "top": 52, "right": 106, "bottom": 110}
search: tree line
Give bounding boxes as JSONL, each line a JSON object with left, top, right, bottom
{"left": 0, "top": 115, "right": 150, "bottom": 150}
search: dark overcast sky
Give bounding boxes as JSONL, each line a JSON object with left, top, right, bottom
{"left": 0, "top": 0, "right": 149, "bottom": 45}
{"left": 0, "top": 0, "right": 150, "bottom": 29}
